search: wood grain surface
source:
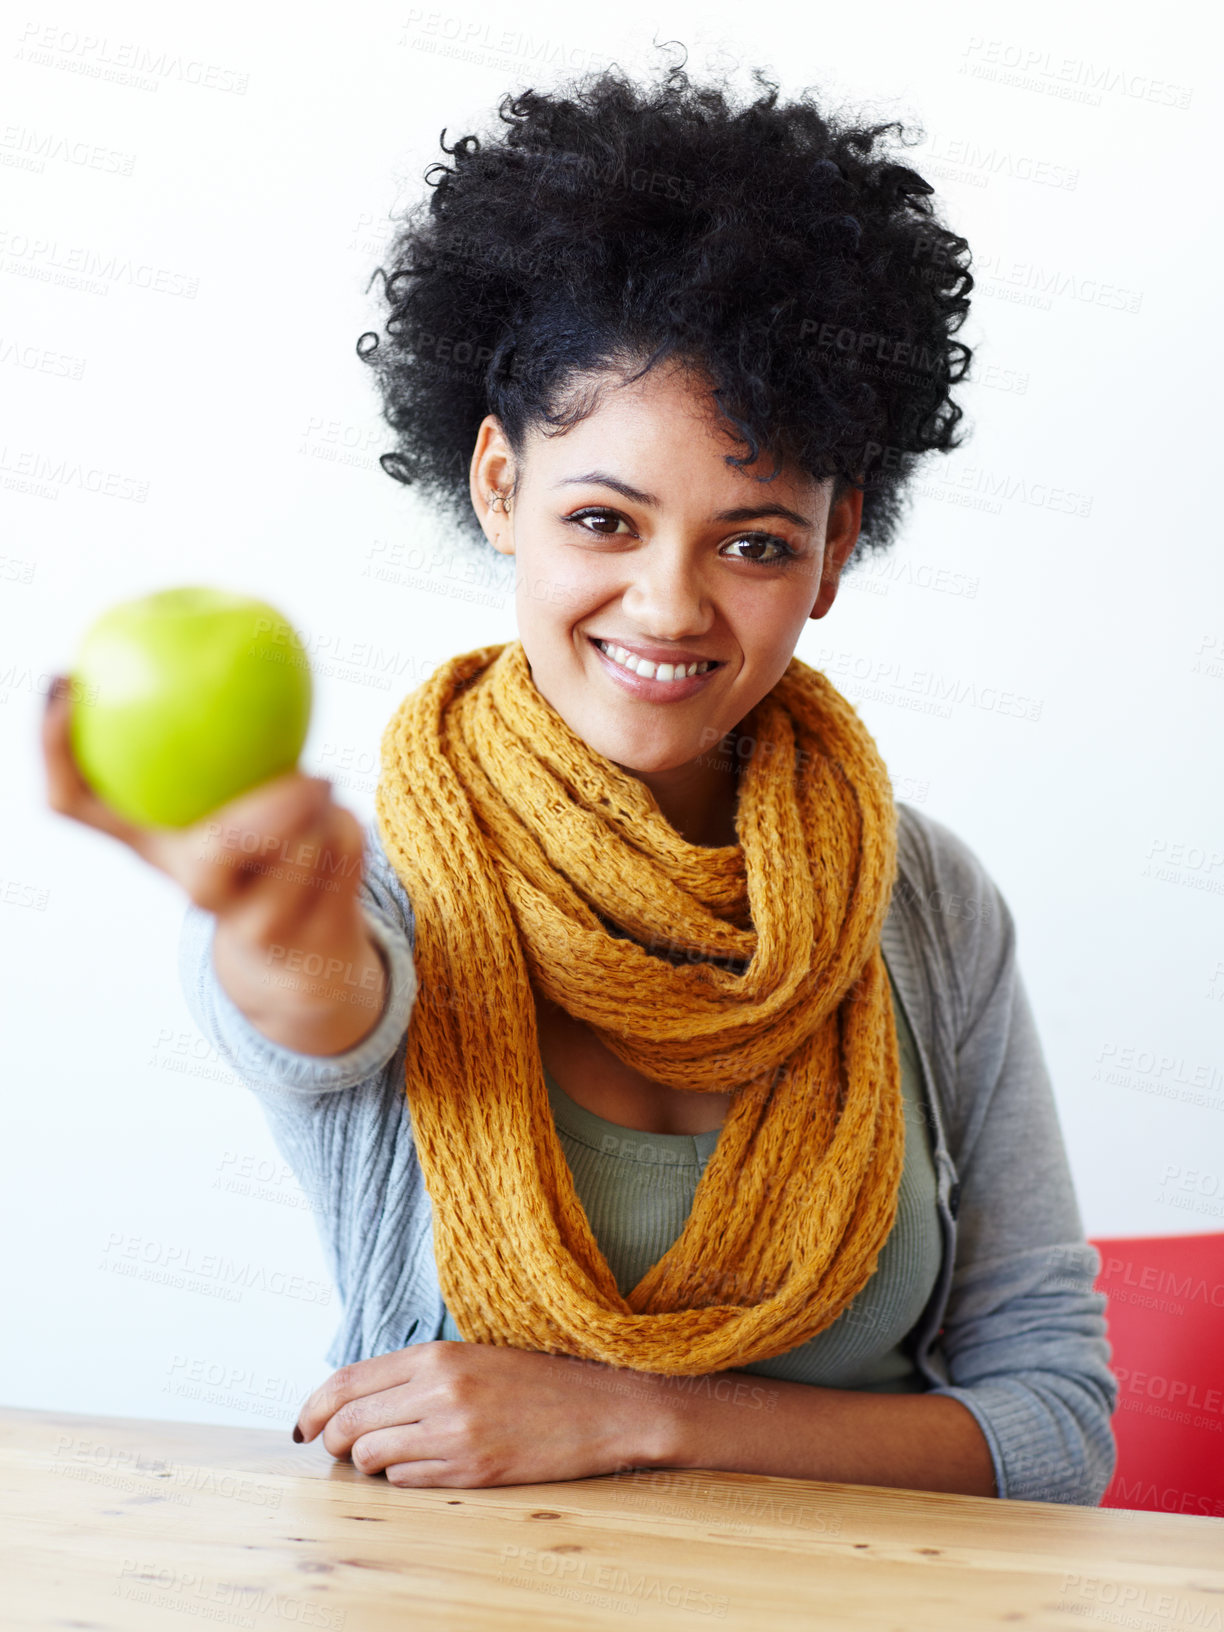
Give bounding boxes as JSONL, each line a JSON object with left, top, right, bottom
{"left": 3, "top": 1404, "right": 1222, "bottom": 1630}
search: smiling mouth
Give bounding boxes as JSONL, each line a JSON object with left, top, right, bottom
{"left": 589, "top": 636, "right": 721, "bottom": 683}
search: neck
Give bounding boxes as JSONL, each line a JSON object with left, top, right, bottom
{"left": 623, "top": 732, "right": 742, "bottom": 848}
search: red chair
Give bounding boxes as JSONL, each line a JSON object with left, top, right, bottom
{"left": 1088, "top": 1232, "right": 1224, "bottom": 1517}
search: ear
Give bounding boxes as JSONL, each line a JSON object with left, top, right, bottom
{"left": 469, "top": 416, "right": 517, "bottom": 555}
{"left": 809, "top": 483, "right": 864, "bottom": 620}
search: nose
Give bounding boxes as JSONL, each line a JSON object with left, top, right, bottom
{"left": 620, "top": 541, "right": 715, "bottom": 641}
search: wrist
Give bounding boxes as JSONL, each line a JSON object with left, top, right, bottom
{"left": 214, "top": 903, "right": 389, "bottom": 1055}
{"left": 613, "top": 1365, "right": 717, "bottom": 1471}
{"left": 634, "top": 1367, "right": 787, "bottom": 1471}
{"left": 559, "top": 1354, "right": 687, "bottom": 1472}
{"left": 225, "top": 897, "right": 371, "bottom": 1003}
{"left": 635, "top": 1371, "right": 688, "bottom": 1470}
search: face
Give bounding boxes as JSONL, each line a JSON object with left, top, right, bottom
{"left": 469, "top": 358, "right": 862, "bottom": 843}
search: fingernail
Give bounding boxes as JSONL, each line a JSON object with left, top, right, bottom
{"left": 292, "top": 1423, "right": 304, "bottom": 1443}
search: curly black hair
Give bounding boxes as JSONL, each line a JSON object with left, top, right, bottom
{"left": 357, "top": 50, "right": 974, "bottom": 563}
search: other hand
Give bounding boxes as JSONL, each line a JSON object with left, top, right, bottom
{"left": 294, "top": 1339, "right": 668, "bottom": 1488}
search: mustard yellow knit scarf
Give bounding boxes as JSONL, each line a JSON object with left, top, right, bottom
{"left": 374, "top": 638, "right": 903, "bottom": 1375}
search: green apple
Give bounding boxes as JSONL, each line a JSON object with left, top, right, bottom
{"left": 68, "top": 585, "right": 313, "bottom": 828}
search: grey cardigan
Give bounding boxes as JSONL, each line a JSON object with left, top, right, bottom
{"left": 178, "top": 801, "right": 1118, "bottom": 1506}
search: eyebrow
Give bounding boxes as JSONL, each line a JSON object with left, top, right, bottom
{"left": 552, "top": 470, "right": 815, "bottom": 531}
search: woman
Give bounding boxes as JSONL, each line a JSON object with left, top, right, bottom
{"left": 44, "top": 57, "right": 1116, "bottom": 1503}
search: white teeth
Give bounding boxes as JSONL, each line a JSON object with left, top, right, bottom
{"left": 596, "top": 640, "right": 714, "bottom": 682}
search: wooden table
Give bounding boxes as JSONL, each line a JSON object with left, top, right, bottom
{"left": 4, "top": 1405, "right": 1221, "bottom": 1630}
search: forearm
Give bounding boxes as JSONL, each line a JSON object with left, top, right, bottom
{"left": 211, "top": 906, "right": 389, "bottom": 1057}
{"left": 633, "top": 1367, "right": 997, "bottom": 1498}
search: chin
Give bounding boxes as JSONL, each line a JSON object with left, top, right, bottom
{"left": 604, "top": 740, "right": 707, "bottom": 776}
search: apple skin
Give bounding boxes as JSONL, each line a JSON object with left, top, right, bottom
{"left": 68, "top": 585, "right": 313, "bottom": 828}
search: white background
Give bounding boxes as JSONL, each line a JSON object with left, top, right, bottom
{"left": 2, "top": 0, "right": 1220, "bottom": 1426}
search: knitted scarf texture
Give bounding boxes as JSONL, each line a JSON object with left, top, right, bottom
{"left": 374, "top": 637, "right": 903, "bottom": 1375}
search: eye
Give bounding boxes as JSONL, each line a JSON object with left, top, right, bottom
{"left": 567, "top": 507, "right": 633, "bottom": 536}
{"left": 563, "top": 509, "right": 798, "bottom": 564}
{"left": 722, "top": 533, "right": 798, "bottom": 565}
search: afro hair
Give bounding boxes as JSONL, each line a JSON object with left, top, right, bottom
{"left": 357, "top": 50, "right": 975, "bottom": 563}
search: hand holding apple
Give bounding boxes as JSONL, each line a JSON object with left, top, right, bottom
{"left": 66, "top": 585, "right": 313, "bottom": 829}
{"left": 41, "top": 588, "right": 387, "bottom": 1054}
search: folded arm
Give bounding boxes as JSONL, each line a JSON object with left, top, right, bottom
{"left": 638, "top": 833, "right": 1116, "bottom": 1505}
{"left": 641, "top": 1369, "right": 997, "bottom": 1496}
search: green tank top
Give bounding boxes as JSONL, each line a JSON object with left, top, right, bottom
{"left": 439, "top": 966, "right": 941, "bottom": 1390}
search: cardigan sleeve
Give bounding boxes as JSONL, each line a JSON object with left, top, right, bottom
{"left": 176, "top": 820, "right": 440, "bottom": 1365}
{"left": 912, "top": 816, "right": 1118, "bottom": 1506}
{"left": 176, "top": 815, "right": 418, "bottom": 1097}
